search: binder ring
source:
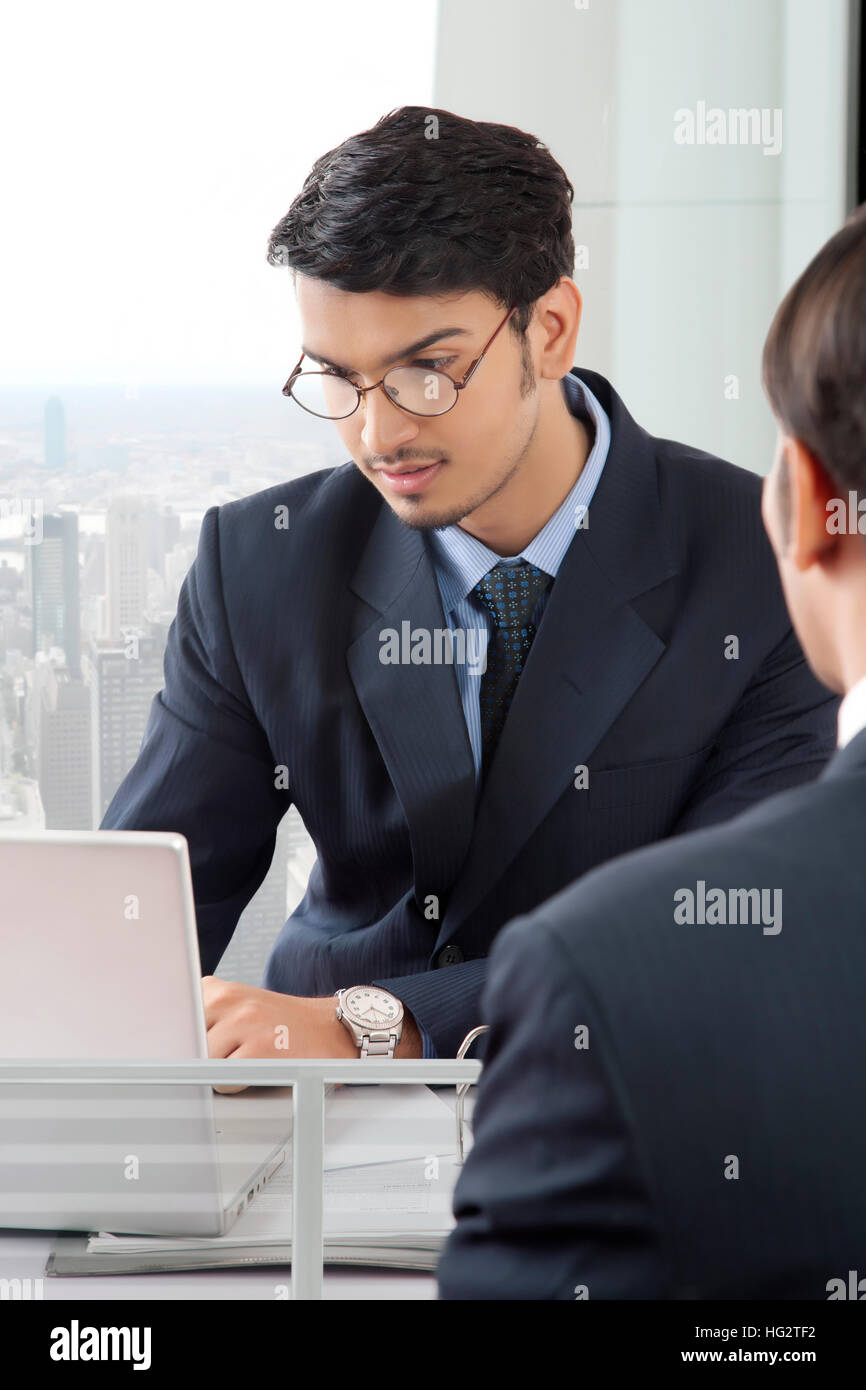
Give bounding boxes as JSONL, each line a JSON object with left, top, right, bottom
{"left": 455, "top": 1025, "right": 489, "bottom": 1163}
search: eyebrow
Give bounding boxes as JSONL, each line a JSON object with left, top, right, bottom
{"left": 300, "top": 326, "right": 473, "bottom": 373}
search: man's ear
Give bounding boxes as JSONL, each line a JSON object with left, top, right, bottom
{"left": 536, "top": 276, "right": 583, "bottom": 378}
{"left": 785, "top": 436, "right": 838, "bottom": 572}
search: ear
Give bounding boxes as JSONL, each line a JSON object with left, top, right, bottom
{"left": 785, "top": 436, "right": 838, "bottom": 572}
{"left": 536, "top": 277, "right": 583, "bottom": 377}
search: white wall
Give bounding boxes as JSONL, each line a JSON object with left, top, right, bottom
{"left": 433, "top": 0, "right": 855, "bottom": 474}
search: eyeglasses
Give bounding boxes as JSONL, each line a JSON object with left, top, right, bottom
{"left": 282, "top": 306, "right": 517, "bottom": 420}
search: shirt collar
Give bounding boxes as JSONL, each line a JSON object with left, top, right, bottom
{"left": 427, "top": 373, "right": 611, "bottom": 617}
{"left": 837, "top": 672, "right": 866, "bottom": 748}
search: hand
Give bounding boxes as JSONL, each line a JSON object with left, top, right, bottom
{"left": 201, "top": 978, "right": 357, "bottom": 1094}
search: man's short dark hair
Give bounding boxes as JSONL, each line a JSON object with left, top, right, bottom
{"left": 762, "top": 203, "right": 866, "bottom": 512}
{"left": 266, "top": 105, "right": 576, "bottom": 383}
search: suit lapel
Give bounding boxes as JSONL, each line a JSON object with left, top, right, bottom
{"left": 438, "top": 369, "right": 681, "bottom": 942}
{"left": 346, "top": 503, "right": 477, "bottom": 910}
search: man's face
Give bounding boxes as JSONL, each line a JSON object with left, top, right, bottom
{"left": 293, "top": 277, "right": 540, "bottom": 531}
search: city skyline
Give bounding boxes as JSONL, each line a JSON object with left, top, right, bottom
{"left": 0, "top": 383, "right": 343, "bottom": 978}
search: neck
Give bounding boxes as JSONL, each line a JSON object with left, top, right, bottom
{"left": 835, "top": 587, "right": 866, "bottom": 694}
{"left": 812, "top": 549, "right": 866, "bottom": 697}
{"left": 458, "top": 379, "right": 591, "bottom": 555}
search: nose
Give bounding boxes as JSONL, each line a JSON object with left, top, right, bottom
{"left": 359, "top": 384, "right": 420, "bottom": 460}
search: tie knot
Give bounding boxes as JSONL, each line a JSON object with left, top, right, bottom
{"left": 473, "top": 560, "right": 551, "bottom": 630}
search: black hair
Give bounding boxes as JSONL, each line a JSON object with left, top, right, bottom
{"left": 266, "top": 105, "right": 576, "bottom": 386}
{"left": 763, "top": 202, "right": 866, "bottom": 534}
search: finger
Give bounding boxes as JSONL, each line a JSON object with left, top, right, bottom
{"left": 206, "top": 1017, "right": 255, "bottom": 1060}
{"left": 200, "top": 975, "right": 243, "bottom": 1025}
{"left": 201, "top": 977, "right": 225, "bottom": 1028}
{"left": 208, "top": 1039, "right": 253, "bottom": 1094}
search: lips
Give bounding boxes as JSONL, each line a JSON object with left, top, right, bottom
{"left": 376, "top": 462, "right": 440, "bottom": 475}
{"left": 377, "top": 459, "right": 445, "bottom": 495}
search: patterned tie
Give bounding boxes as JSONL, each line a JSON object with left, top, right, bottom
{"left": 472, "top": 560, "right": 552, "bottom": 783}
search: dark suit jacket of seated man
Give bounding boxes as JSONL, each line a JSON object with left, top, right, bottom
{"left": 100, "top": 363, "right": 838, "bottom": 1058}
{"left": 435, "top": 721, "right": 866, "bottom": 1299}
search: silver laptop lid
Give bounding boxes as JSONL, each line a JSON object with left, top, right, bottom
{"left": 0, "top": 830, "right": 205, "bottom": 1059}
{"left": 0, "top": 830, "right": 234, "bottom": 1235}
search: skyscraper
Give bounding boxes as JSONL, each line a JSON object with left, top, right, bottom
{"left": 30, "top": 511, "right": 81, "bottom": 678}
{"left": 105, "top": 496, "right": 148, "bottom": 640}
{"left": 28, "top": 657, "right": 92, "bottom": 829}
{"left": 85, "top": 619, "right": 168, "bottom": 821}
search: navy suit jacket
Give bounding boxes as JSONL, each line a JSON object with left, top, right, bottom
{"left": 436, "top": 728, "right": 866, "bottom": 1300}
{"left": 100, "top": 368, "right": 839, "bottom": 1057}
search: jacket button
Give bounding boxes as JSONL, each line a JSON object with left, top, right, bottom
{"left": 437, "top": 944, "right": 464, "bottom": 967}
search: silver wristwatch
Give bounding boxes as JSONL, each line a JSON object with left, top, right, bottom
{"left": 335, "top": 986, "right": 404, "bottom": 1057}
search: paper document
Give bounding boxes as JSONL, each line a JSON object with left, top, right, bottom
{"left": 89, "top": 1083, "right": 463, "bottom": 1255}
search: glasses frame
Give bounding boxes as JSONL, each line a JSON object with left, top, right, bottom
{"left": 282, "top": 305, "right": 518, "bottom": 419}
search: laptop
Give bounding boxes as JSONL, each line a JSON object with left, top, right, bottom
{"left": 0, "top": 829, "right": 302, "bottom": 1237}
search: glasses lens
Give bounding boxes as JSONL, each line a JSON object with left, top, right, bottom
{"left": 382, "top": 368, "right": 458, "bottom": 416}
{"left": 289, "top": 371, "right": 358, "bottom": 419}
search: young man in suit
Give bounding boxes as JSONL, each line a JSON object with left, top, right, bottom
{"left": 101, "top": 106, "right": 836, "bottom": 1071}
{"left": 437, "top": 204, "right": 866, "bottom": 1299}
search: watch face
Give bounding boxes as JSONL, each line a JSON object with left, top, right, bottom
{"left": 344, "top": 987, "right": 401, "bottom": 1030}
